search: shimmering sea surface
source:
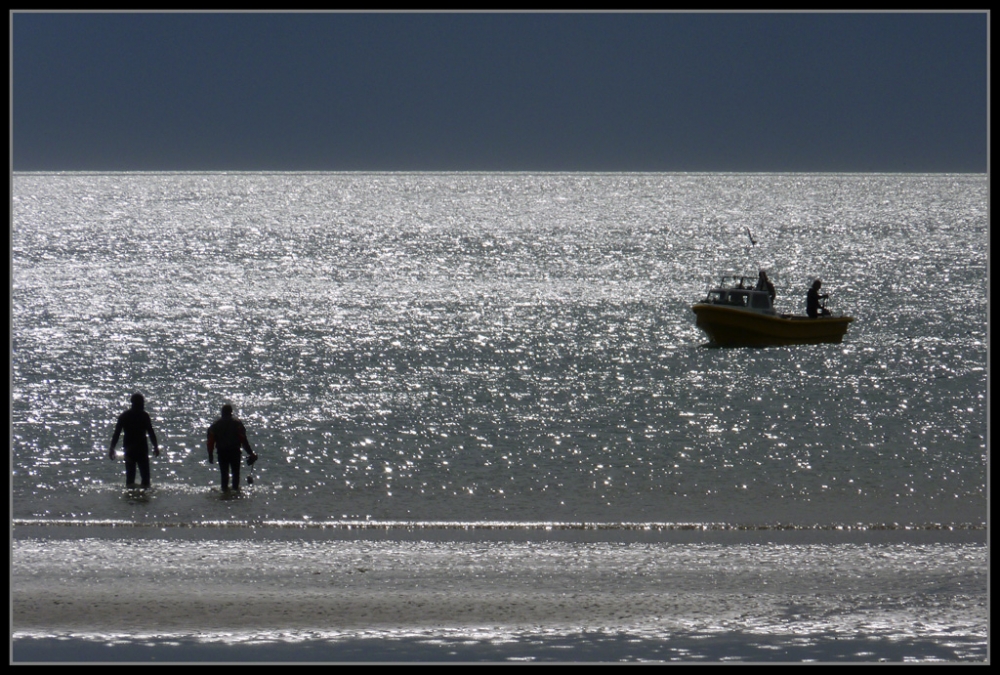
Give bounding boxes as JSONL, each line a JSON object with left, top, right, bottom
{"left": 12, "top": 528, "right": 988, "bottom": 662}
{"left": 11, "top": 172, "right": 988, "bottom": 661}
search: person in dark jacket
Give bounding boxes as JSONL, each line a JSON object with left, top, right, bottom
{"left": 207, "top": 404, "right": 258, "bottom": 491}
{"left": 806, "top": 279, "right": 831, "bottom": 318}
{"left": 755, "top": 270, "right": 777, "bottom": 305}
{"left": 109, "top": 392, "right": 160, "bottom": 488}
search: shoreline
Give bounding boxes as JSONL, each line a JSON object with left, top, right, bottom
{"left": 12, "top": 521, "right": 987, "bottom": 545}
{"left": 13, "top": 524, "right": 987, "bottom": 661}
{"left": 14, "top": 629, "right": 987, "bottom": 663}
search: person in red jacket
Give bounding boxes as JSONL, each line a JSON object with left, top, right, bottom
{"left": 109, "top": 392, "right": 160, "bottom": 488}
{"left": 207, "top": 403, "right": 258, "bottom": 491}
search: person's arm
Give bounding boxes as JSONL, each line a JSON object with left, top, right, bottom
{"left": 207, "top": 429, "right": 216, "bottom": 463}
{"left": 238, "top": 422, "right": 258, "bottom": 463}
{"left": 109, "top": 417, "right": 123, "bottom": 459}
{"left": 146, "top": 414, "right": 160, "bottom": 457}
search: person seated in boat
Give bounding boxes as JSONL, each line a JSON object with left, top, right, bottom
{"left": 806, "top": 279, "right": 831, "bottom": 318}
{"left": 755, "top": 270, "right": 776, "bottom": 305}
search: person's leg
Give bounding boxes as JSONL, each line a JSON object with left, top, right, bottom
{"left": 219, "top": 451, "right": 241, "bottom": 490}
{"left": 219, "top": 456, "right": 231, "bottom": 491}
{"left": 230, "top": 456, "right": 241, "bottom": 490}
{"left": 125, "top": 455, "right": 137, "bottom": 487}
{"left": 134, "top": 454, "right": 151, "bottom": 488}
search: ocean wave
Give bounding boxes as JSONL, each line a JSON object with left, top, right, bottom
{"left": 12, "top": 518, "right": 986, "bottom": 531}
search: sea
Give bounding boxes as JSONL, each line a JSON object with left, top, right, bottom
{"left": 11, "top": 172, "right": 988, "bottom": 662}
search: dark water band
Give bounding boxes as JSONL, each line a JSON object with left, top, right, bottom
{"left": 13, "top": 518, "right": 986, "bottom": 531}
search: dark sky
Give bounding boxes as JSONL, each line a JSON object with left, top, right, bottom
{"left": 11, "top": 11, "right": 988, "bottom": 172}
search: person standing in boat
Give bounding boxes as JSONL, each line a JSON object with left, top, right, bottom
{"left": 755, "top": 270, "right": 776, "bottom": 305}
{"left": 806, "top": 279, "right": 831, "bottom": 318}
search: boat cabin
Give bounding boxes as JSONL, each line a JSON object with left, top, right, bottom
{"left": 705, "top": 288, "right": 774, "bottom": 311}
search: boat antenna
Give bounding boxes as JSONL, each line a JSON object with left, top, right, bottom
{"left": 743, "top": 227, "right": 761, "bottom": 283}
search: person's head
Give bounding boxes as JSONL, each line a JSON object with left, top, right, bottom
{"left": 812, "top": 279, "right": 822, "bottom": 290}
{"left": 759, "top": 270, "right": 768, "bottom": 280}
{"left": 130, "top": 393, "right": 145, "bottom": 410}
{"left": 221, "top": 403, "right": 233, "bottom": 417}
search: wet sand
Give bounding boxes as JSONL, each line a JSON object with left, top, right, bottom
{"left": 12, "top": 524, "right": 988, "bottom": 662}
{"left": 12, "top": 528, "right": 779, "bottom": 634}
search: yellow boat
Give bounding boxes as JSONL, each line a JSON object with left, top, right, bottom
{"left": 692, "top": 275, "right": 854, "bottom": 347}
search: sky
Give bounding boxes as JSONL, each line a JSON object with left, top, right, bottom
{"left": 10, "top": 11, "right": 988, "bottom": 172}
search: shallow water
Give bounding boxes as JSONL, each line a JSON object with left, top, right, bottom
{"left": 12, "top": 530, "right": 987, "bottom": 662}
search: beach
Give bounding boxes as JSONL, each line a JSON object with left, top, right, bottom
{"left": 12, "top": 524, "right": 988, "bottom": 662}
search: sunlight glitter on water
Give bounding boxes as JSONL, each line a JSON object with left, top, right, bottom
{"left": 12, "top": 173, "right": 986, "bottom": 527}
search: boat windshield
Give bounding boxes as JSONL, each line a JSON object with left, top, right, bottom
{"left": 707, "top": 290, "right": 748, "bottom": 307}
{"left": 705, "top": 287, "right": 774, "bottom": 310}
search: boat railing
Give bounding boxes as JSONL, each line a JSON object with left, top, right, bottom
{"left": 818, "top": 298, "right": 848, "bottom": 319}
{"left": 713, "top": 273, "right": 754, "bottom": 289}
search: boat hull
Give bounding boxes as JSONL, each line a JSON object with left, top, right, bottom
{"left": 692, "top": 304, "right": 853, "bottom": 346}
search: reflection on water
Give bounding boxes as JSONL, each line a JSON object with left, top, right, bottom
{"left": 12, "top": 629, "right": 989, "bottom": 662}
{"left": 12, "top": 173, "right": 987, "bottom": 526}
{"left": 13, "top": 536, "right": 988, "bottom": 661}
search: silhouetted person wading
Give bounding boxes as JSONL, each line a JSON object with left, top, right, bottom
{"left": 108, "top": 392, "right": 160, "bottom": 488}
{"left": 207, "top": 404, "right": 258, "bottom": 491}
